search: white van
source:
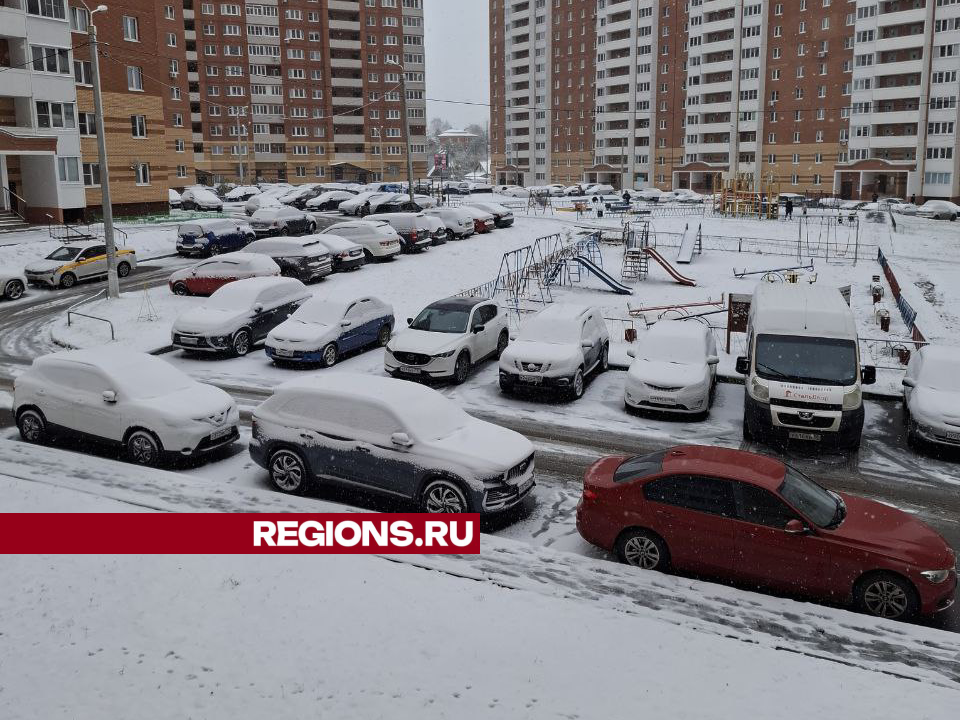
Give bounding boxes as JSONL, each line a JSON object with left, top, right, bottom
{"left": 736, "top": 283, "right": 875, "bottom": 451}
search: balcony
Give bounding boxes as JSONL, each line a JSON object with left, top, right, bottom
{"left": 0, "top": 2, "right": 26, "bottom": 38}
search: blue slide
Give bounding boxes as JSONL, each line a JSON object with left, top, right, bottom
{"left": 570, "top": 256, "right": 633, "bottom": 294}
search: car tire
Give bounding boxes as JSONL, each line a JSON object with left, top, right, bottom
{"left": 268, "top": 448, "right": 310, "bottom": 494}
{"left": 4, "top": 279, "right": 24, "bottom": 300}
{"left": 59, "top": 272, "right": 77, "bottom": 289}
{"left": 615, "top": 528, "right": 670, "bottom": 571}
{"left": 376, "top": 324, "right": 392, "bottom": 347}
{"left": 419, "top": 478, "right": 471, "bottom": 513}
{"left": 232, "top": 329, "right": 251, "bottom": 357}
{"left": 906, "top": 419, "right": 921, "bottom": 449}
{"left": 208, "top": 244, "right": 221, "bottom": 256}
{"left": 279, "top": 227, "right": 289, "bottom": 236}
{"left": 172, "top": 281, "right": 190, "bottom": 296}
{"left": 446, "top": 229, "right": 456, "bottom": 242}
{"left": 363, "top": 249, "right": 374, "bottom": 262}
{"left": 567, "top": 367, "right": 585, "bottom": 400}
{"left": 17, "top": 409, "right": 46, "bottom": 444}
{"left": 308, "top": 222, "right": 317, "bottom": 233}
{"left": 125, "top": 429, "right": 162, "bottom": 466}
{"left": 854, "top": 572, "right": 919, "bottom": 621}
{"left": 452, "top": 351, "right": 471, "bottom": 385}
{"left": 117, "top": 261, "right": 131, "bottom": 278}
{"left": 499, "top": 376, "right": 514, "bottom": 395}
{"left": 742, "top": 410, "right": 755, "bottom": 443}
{"left": 598, "top": 343, "right": 609, "bottom": 372}
{"left": 496, "top": 330, "right": 509, "bottom": 358}
{"left": 320, "top": 342, "right": 338, "bottom": 368}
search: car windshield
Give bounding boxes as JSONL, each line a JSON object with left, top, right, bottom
{"left": 519, "top": 317, "right": 579, "bottom": 344}
{"left": 755, "top": 334, "right": 858, "bottom": 386}
{"left": 292, "top": 299, "right": 344, "bottom": 325}
{"left": 778, "top": 467, "right": 842, "bottom": 528}
{"left": 178, "top": 225, "right": 203, "bottom": 236}
{"left": 115, "top": 361, "right": 195, "bottom": 400}
{"left": 45, "top": 247, "right": 81, "bottom": 261}
{"left": 205, "top": 284, "right": 264, "bottom": 310}
{"left": 919, "top": 356, "right": 960, "bottom": 392}
{"left": 410, "top": 305, "right": 471, "bottom": 333}
{"left": 403, "top": 393, "right": 472, "bottom": 441}
{"left": 614, "top": 451, "right": 666, "bottom": 484}
{"left": 641, "top": 335, "right": 703, "bottom": 364}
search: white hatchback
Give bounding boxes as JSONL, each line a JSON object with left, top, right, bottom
{"left": 14, "top": 349, "right": 239, "bottom": 465}
{"left": 321, "top": 220, "right": 403, "bottom": 259}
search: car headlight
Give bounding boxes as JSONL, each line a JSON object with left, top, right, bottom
{"left": 920, "top": 569, "right": 951, "bottom": 584}
{"left": 433, "top": 350, "right": 456, "bottom": 358}
{"left": 842, "top": 386, "right": 862, "bottom": 410}
{"left": 750, "top": 376, "right": 769, "bottom": 402}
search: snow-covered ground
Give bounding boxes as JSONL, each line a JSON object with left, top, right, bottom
{"left": 1, "top": 439, "right": 957, "bottom": 719}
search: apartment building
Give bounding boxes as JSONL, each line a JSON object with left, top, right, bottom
{"left": 1, "top": 0, "right": 426, "bottom": 224}
{"left": 491, "top": 0, "right": 960, "bottom": 201}
{"left": 489, "top": 0, "right": 596, "bottom": 188}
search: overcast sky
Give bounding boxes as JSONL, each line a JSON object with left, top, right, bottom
{"left": 424, "top": 0, "right": 490, "bottom": 129}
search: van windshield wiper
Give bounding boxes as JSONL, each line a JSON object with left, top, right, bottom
{"left": 755, "top": 362, "right": 788, "bottom": 379}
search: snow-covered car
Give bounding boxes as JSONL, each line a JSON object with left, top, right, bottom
{"left": 564, "top": 185, "right": 586, "bottom": 196}
{"left": 385, "top": 296, "right": 510, "bottom": 384}
{"left": 624, "top": 320, "right": 719, "bottom": 416}
{"left": 417, "top": 214, "right": 447, "bottom": 246}
{"left": 364, "top": 212, "right": 437, "bottom": 252}
{"left": 457, "top": 204, "right": 496, "bottom": 234}
{"left": 244, "top": 192, "right": 285, "bottom": 216}
{"left": 917, "top": 200, "right": 960, "bottom": 220}
{"left": 242, "top": 236, "right": 334, "bottom": 283}
{"left": 14, "top": 349, "right": 239, "bottom": 465}
{"left": 310, "top": 233, "right": 365, "bottom": 272}
{"left": 841, "top": 200, "right": 867, "bottom": 211}
{"left": 894, "top": 203, "right": 919, "bottom": 216}
{"left": 498, "top": 304, "right": 610, "bottom": 400}
{"left": 168, "top": 188, "right": 182, "bottom": 208}
{"left": 250, "top": 373, "right": 535, "bottom": 512}
{"left": 171, "top": 276, "right": 311, "bottom": 356}
{"left": 817, "top": 196, "right": 846, "bottom": 208}
{"left": 265, "top": 295, "right": 394, "bottom": 366}
{"left": 277, "top": 183, "right": 320, "bottom": 207}
{"left": 1, "top": 273, "right": 26, "bottom": 300}
{"left": 441, "top": 181, "right": 469, "bottom": 195}
{"left": 501, "top": 186, "right": 530, "bottom": 198}
{"left": 584, "top": 184, "right": 615, "bottom": 196}
{"left": 903, "top": 345, "right": 960, "bottom": 448}
{"left": 168, "top": 253, "right": 281, "bottom": 296}
{"left": 224, "top": 185, "right": 260, "bottom": 202}
{"left": 463, "top": 200, "right": 514, "bottom": 228}
{"left": 176, "top": 219, "right": 257, "bottom": 257}
{"left": 632, "top": 187, "right": 663, "bottom": 202}
{"left": 24, "top": 241, "right": 136, "bottom": 289}
{"left": 338, "top": 191, "right": 391, "bottom": 216}
{"left": 305, "top": 190, "right": 357, "bottom": 212}
{"left": 672, "top": 189, "right": 704, "bottom": 203}
{"left": 545, "top": 184, "right": 566, "bottom": 196}
{"left": 413, "top": 193, "right": 438, "bottom": 209}
{"left": 249, "top": 206, "right": 317, "bottom": 237}
{"left": 180, "top": 187, "right": 223, "bottom": 212}
{"left": 467, "top": 182, "right": 493, "bottom": 194}
{"left": 422, "top": 207, "right": 475, "bottom": 240}
{"left": 321, "top": 220, "right": 403, "bottom": 260}
{"left": 368, "top": 193, "right": 421, "bottom": 214}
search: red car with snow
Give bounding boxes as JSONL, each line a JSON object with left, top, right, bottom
{"left": 576, "top": 445, "right": 957, "bottom": 621}
{"left": 168, "top": 252, "right": 281, "bottom": 296}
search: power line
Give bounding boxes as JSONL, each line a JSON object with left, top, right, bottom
{"left": 0, "top": 41, "right": 92, "bottom": 73}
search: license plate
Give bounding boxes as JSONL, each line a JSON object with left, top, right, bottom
{"left": 401, "top": 366, "right": 421, "bottom": 374}
{"left": 518, "top": 477, "right": 534, "bottom": 494}
{"left": 789, "top": 431, "right": 821, "bottom": 442}
{"left": 519, "top": 374, "right": 541, "bottom": 384}
{"left": 947, "top": 431, "right": 960, "bottom": 441}
{"left": 179, "top": 337, "right": 198, "bottom": 345}
{"left": 650, "top": 394, "right": 675, "bottom": 404}
{"left": 274, "top": 348, "right": 293, "bottom": 357}
{"left": 210, "top": 426, "right": 233, "bottom": 440}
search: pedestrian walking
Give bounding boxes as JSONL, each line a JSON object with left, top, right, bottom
{"left": 592, "top": 195, "right": 604, "bottom": 218}
{"left": 910, "top": 193, "right": 916, "bottom": 205}
{"left": 785, "top": 198, "right": 794, "bottom": 220}
{"left": 622, "top": 189, "right": 632, "bottom": 203}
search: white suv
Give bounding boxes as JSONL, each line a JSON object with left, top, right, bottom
{"left": 14, "top": 349, "right": 239, "bottom": 465}
{"left": 498, "top": 305, "right": 610, "bottom": 399}
{"left": 385, "top": 297, "right": 509, "bottom": 384}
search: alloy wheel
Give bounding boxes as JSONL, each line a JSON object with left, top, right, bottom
{"left": 423, "top": 482, "right": 467, "bottom": 513}
{"left": 572, "top": 369, "right": 585, "bottom": 398}
{"left": 862, "top": 579, "right": 909, "bottom": 619}
{"left": 173, "top": 282, "right": 189, "bottom": 296}
{"left": 453, "top": 353, "right": 470, "bottom": 384}
{"left": 60, "top": 273, "right": 76, "bottom": 289}
{"left": 270, "top": 450, "right": 305, "bottom": 492}
{"left": 5, "top": 280, "right": 24, "bottom": 300}
{"left": 322, "top": 343, "right": 338, "bottom": 367}
{"left": 622, "top": 536, "right": 661, "bottom": 569}
{"left": 233, "top": 330, "right": 251, "bottom": 356}
{"left": 117, "top": 262, "right": 131, "bottom": 278}
{"left": 377, "top": 325, "right": 391, "bottom": 347}
{"left": 127, "top": 432, "right": 159, "bottom": 465}
{"left": 18, "top": 411, "right": 44, "bottom": 443}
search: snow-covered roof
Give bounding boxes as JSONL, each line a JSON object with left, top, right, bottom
{"left": 34, "top": 348, "right": 172, "bottom": 380}
{"left": 208, "top": 276, "right": 306, "bottom": 305}
{"left": 750, "top": 283, "right": 857, "bottom": 340}
{"left": 647, "top": 319, "right": 708, "bottom": 340}
{"left": 197, "top": 252, "right": 279, "bottom": 273}
{"left": 438, "top": 128, "right": 478, "bottom": 139}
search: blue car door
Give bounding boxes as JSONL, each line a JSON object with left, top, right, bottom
{"left": 338, "top": 302, "right": 367, "bottom": 352}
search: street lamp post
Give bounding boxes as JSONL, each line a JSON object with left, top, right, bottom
{"left": 84, "top": 3, "right": 119, "bottom": 299}
{"left": 386, "top": 58, "right": 415, "bottom": 203}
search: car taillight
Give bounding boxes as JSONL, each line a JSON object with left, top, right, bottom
{"left": 582, "top": 487, "right": 598, "bottom": 501}
{"left": 410, "top": 231, "right": 418, "bottom": 241}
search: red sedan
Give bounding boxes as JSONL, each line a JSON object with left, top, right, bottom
{"left": 576, "top": 445, "right": 957, "bottom": 621}
{"left": 168, "top": 253, "right": 280, "bottom": 296}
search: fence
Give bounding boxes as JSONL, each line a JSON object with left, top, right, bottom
{"left": 876, "top": 248, "right": 926, "bottom": 344}
{"left": 642, "top": 229, "right": 872, "bottom": 263}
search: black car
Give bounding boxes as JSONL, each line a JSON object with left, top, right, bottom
{"left": 243, "top": 237, "right": 334, "bottom": 282}
{"left": 249, "top": 206, "right": 317, "bottom": 236}
{"left": 369, "top": 193, "right": 422, "bottom": 214}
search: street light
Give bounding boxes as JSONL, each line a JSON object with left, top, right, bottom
{"left": 83, "top": 2, "right": 120, "bottom": 299}
{"left": 385, "top": 58, "right": 415, "bottom": 203}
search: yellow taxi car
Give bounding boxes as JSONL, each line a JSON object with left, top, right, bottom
{"left": 24, "top": 241, "right": 137, "bottom": 289}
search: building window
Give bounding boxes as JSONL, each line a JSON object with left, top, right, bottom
{"left": 122, "top": 16, "right": 139, "bottom": 42}
{"left": 36, "top": 101, "right": 76, "bottom": 129}
{"left": 78, "top": 112, "right": 96, "bottom": 136}
{"left": 27, "top": 0, "right": 65, "bottom": 20}
{"left": 69, "top": 6, "right": 89, "bottom": 31}
{"left": 126, "top": 66, "right": 143, "bottom": 91}
{"left": 177, "top": 165, "right": 187, "bottom": 178}
{"left": 74, "top": 60, "right": 92, "bottom": 85}
{"left": 57, "top": 157, "right": 80, "bottom": 183}
{"left": 135, "top": 163, "right": 151, "bottom": 186}
{"left": 82, "top": 162, "right": 100, "bottom": 187}
{"left": 31, "top": 46, "right": 70, "bottom": 74}
{"left": 131, "top": 115, "right": 147, "bottom": 138}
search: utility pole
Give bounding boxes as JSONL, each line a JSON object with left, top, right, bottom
{"left": 377, "top": 126, "right": 384, "bottom": 181}
{"left": 387, "top": 58, "right": 415, "bottom": 203}
{"left": 86, "top": 4, "right": 119, "bottom": 299}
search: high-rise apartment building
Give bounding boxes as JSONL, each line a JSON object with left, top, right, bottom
{"left": 490, "top": 0, "right": 960, "bottom": 201}
{"left": 0, "top": 0, "right": 426, "bottom": 223}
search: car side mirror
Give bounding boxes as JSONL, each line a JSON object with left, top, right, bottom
{"left": 472, "top": 324, "right": 485, "bottom": 334}
{"left": 735, "top": 356, "right": 750, "bottom": 374}
{"left": 707, "top": 355, "right": 720, "bottom": 365}
{"left": 340, "top": 320, "right": 352, "bottom": 327}
{"left": 861, "top": 365, "right": 876, "bottom": 385}
{"left": 252, "top": 303, "right": 263, "bottom": 314}
{"left": 391, "top": 432, "right": 413, "bottom": 448}
{"left": 509, "top": 333, "right": 517, "bottom": 341}
{"left": 102, "top": 390, "right": 117, "bottom": 404}
{"left": 581, "top": 340, "right": 593, "bottom": 349}
{"left": 902, "top": 377, "right": 915, "bottom": 388}
{"left": 784, "top": 519, "right": 809, "bottom": 535}
{"left": 406, "top": 317, "right": 413, "bottom": 326}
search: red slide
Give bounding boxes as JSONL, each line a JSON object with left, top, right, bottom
{"left": 644, "top": 247, "right": 697, "bottom": 286}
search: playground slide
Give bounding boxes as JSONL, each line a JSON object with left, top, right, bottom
{"left": 676, "top": 230, "right": 697, "bottom": 264}
{"left": 570, "top": 256, "right": 633, "bottom": 295}
{"left": 644, "top": 247, "right": 697, "bottom": 287}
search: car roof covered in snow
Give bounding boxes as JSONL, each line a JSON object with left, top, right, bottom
{"left": 535, "top": 303, "right": 594, "bottom": 321}
{"left": 179, "top": 219, "right": 247, "bottom": 232}
{"left": 207, "top": 275, "right": 307, "bottom": 304}
{"left": 749, "top": 283, "right": 856, "bottom": 340}
{"left": 660, "top": 445, "right": 786, "bottom": 490}
{"left": 425, "top": 296, "right": 488, "bottom": 310}
{"left": 245, "top": 236, "right": 328, "bottom": 255}
{"left": 33, "top": 348, "right": 183, "bottom": 380}
{"left": 647, "top": 319, "right": 709, "bottom": 340}
{"left": 194, "top": 252, "right": 279, "bottom": 272}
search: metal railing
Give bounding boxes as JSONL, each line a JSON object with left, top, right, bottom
{"left": 1, "top": 185, "right": 26, "bottom": 221}
{"left": 65, "top": 289, "right": 115, "bottom": 340}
